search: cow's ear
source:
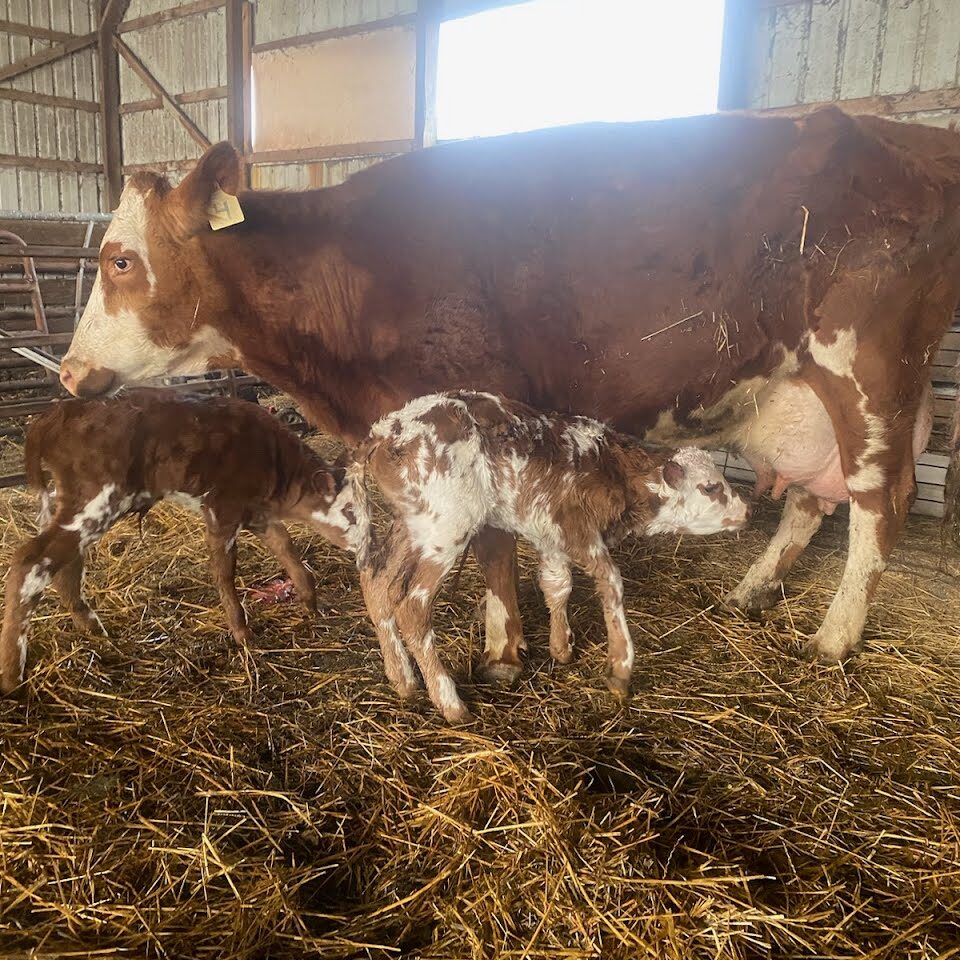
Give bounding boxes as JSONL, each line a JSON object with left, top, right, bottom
{"left": 166, "top": 141, "right": 241, "bottom": 237}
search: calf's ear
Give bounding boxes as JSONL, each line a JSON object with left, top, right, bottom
{"left": 663, "top": 460, "right": 685, "bottom": 489}
{"left": 165, "top": 141, "right": 241, "bottom": 237}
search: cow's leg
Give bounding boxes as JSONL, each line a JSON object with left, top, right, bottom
{"left": 1, "top": 526, "right": 83, "bottom": 694}
{"left": 53, "top": 554, "right": 107, "bottom": 636}
{"left": 804, "top": 436, "right": 915, "bottom": 662}
{"left": 570, "top": 541, "right": 633, "bottom": 698}
{"left": 726, "top": 489, "right": 824, "bottom": 613}
{"left": 258, "top": 521, "right": 317, "bottom": 613}
{"left": 473, "top": 527, "right": 525, "bottom": 684}
{"left": 538, "top": 555, "right": 574, "bottom": 663}
{"left": 393, "top": 557, "right": 472, "bottom": 724}
{"left": 202, "top": 519, "right": 252, "bottom": 647}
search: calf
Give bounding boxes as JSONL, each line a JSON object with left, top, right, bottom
{"left": 351, "top": 391, "right": 749, "bottom": 723}
{"left": 0, "top": 391, "right": 357, "bottom": 695}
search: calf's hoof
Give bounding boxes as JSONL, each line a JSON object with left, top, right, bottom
{"left": 72, "top": 609, "right": 108, "bottom": 637}
{"left": 801, "top": 626, "right": 861, "bottom": 663}
{"left": 231, "top": 626, "right": 255, "bottom": 649}
{"left": 551, "top": 645, "right": 574, "bottom": 665}
{"left": 476, "top": 658, "right": 523, "bottom": 685}
{"left": 724, "top": 580, "right": 782, "bottom": 617}
{"left": 604, "top": 673, "right": 631, "bottom": 701}
{"left": 393, "top": 676, "right": 423, "bottom": 700}
{"left": 443, "top": 704, "right": 474, "bottom": 725}
{"left": 0, "top": 674, "right": 25, "bottom": 699}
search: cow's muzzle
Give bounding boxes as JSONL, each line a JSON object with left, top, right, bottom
{"left": 59, "top": 358, "right": 116, "bottom": 397}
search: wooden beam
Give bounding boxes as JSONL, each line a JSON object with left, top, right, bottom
{"left": 415, "top": 0, "right": 441, "bottom": 149}
{"left": 225, "top": 0, "right": 244, "bottom": 147}
{"left": 252, "top": 13, "right": 417, "bottom": 55}
{"left": 98, "top": 0, "right": 129, "bottom": 211}
{"left": 113, "top": 35, "right": 212, "bottom": 150}
{"left": 0, "top": 19, "right": 75, "bottom": 43}
{"left": 717, "top": 0, "right": 753, "bottom": 111}
{"left": 240, "top": 1, "right": 253, "bottom": 187}
{"left": 121, "top": 158, "right": 203, "bottom": 175}
{"left": 118, "top": 0, "right": 227, "bottom": 35}
{"left": 0, "top": 88, "right": 99, "bottom": 113}
{"left": 0, "top": 154, "right": 102, "bottom": 174}
{"left": 247, "top": 139, "right": 414, "bottom": 166}
{"left": 440, "top": 0, "right": 536, "bottom": 20}
{"left": 756, "top": 86, "right": 960, "bottom": 118}
{"left": 0, "top": 32, "right": 96, "bottom": 84}
{"left": 119, "top": 85, "right": 227, "bottom": 116}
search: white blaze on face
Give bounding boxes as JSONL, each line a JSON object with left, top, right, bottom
{"left": 646, "top": 447, "right": 750, "bottom": 536}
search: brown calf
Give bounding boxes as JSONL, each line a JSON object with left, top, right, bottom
{"left": 351, "top": 392, "right": 749, "bottom": 723}
{"left": 0, "top": 391, "right": 357, "bottom": 695}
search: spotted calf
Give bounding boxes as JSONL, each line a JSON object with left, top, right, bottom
{"left": 0, "top": 391, "right": 357, "bottom": 695}
{"left": 351, "top": 391, "right": 749, "bottom": 723}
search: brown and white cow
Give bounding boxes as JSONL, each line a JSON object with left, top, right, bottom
{"left": 58, "top": 107, "right": 960, "bottom": 673}
{"left": 0, "top": 391, "right": 357, "bottom": 694}
{"left": 352, "top": 391, "right": 749, "bottom": 722}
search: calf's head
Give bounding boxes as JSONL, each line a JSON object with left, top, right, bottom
{"left": 60, "top": 142, "right": 243, "bottom": 397}
{"left": 645, "top": 447, "right": 750, "bottom": 536}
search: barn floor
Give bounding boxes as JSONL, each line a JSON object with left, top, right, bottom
{"left": 2, "top": 437, "right": 960, "bottom": 959}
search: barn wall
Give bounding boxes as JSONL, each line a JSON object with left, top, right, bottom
{"left": 744, "top": 0, "right": 960, "bottom": 516}
{"left": 0, "top": 1, "right": 104, "bottom": 213}
{"left": 249, "top": 0, "right": 417, "bottom": 190}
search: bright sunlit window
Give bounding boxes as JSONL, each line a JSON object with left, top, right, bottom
{"left": 436, "top": 0, "right": 726, "bottom": 142}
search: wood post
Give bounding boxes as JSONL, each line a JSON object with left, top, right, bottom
{"left": 98, "top": 0, "right": 130, "bottom": 210}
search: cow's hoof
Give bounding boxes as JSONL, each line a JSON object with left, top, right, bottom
{"left": 724, "top": 580, "right": 782, "bottom": 617}
{"left": 801, "top": 627, "right": 860, "bottom": 663}
{"left": 605, "top": 674, "right": 631, "bottom": 701}
{"left": 476, "top": 659, "right": 523, "bottom": 685}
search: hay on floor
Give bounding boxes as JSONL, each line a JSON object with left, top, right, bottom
{"left": 1, "top": 437, "right": 960, "bottom": 959}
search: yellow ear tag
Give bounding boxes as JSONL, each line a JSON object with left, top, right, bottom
{"left": 207, "top": 187, "right": 244, "bottom": 231}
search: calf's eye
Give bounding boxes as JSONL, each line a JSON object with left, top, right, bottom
{"left": 703, "top": 482, "right": 723, "bottom": 494}
{"left": 114, "top": 257, "right": 130, "bottom": 272}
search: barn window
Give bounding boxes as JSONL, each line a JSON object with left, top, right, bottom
{"left": 436, "top": 0, "right": 727, "bottom": 142}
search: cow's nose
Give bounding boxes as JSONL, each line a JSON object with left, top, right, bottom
{"left": 59, "top": 357, "right": 116, "bottom": 397}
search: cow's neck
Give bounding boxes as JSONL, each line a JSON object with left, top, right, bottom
{"left": 195, "top": 188, "right": 397, "bottom": 442}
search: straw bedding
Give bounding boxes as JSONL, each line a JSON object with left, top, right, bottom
{"left": 1, "top": 430, "right": 960, "bottom": 959}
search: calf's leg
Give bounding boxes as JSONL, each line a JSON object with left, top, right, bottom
{"left": 473, "top": 527, "right": 525, "bottom": 684}
{"left": 53, "top": 554, "right": 107, "bottom": 636}
{"left": 259, "top": 521, "right": 317, "bottom": 613}
{"left": 538, "top": 556, "right": 574, "bottom": 663}
{"left": 726, "top": 488, "right": 824, "bottom": 614}
{"left": 202, "top": 520, "right": 252, "bottom": 647}
{"left": 1, "top": 527, "right": 83, "bottom": 694}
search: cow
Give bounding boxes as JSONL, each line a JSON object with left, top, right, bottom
{"left": 57, "top": 106, "right": 960, "bottom": 677}
{"left": 351, "top": 391, "right": 750, "bottom": 722}
{"left": 0, "top": 391, "right": 357, "bottom": 695}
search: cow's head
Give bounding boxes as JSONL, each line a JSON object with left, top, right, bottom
{"left": 60, "top": 142, "right": 242, "bottom": 397}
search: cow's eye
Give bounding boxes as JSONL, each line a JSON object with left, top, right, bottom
{"left": 114, "top": 257, "right": 130, "bottom": 272}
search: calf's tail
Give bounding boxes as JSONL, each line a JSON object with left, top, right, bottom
{"left": 23, "top": 414, "right": 51, "bottom": 492}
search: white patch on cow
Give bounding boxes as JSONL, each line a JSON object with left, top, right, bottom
{"left": 313, "top": 484, "right": 359, "bottom": 551}
{"left": 645, "top": 447, "right": 749, "bottom": 535}
{"left": 166, "top": 491, "right": 204, "bottom": 513}
{"left": 808, "top": 328, "right": 887, "bottom": 493}
{"left": 19, "top": 558, "right": 52, "bottom": 603}
{"left": 409, "top": 586, "right": 430, "bottom": 606}
{"left": 38, "top": 488, "right": 55, "bottom": 530}
{"left": 484, "top": 592, "right": 510, "bottom": 658}
{"left": 436, "top": 671, "right": 465, "bottom": 715}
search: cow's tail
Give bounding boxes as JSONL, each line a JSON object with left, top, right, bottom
{"left": 943, "top": 387, "right": 960, "bottom": 549}
{"left": 348, "top": 437, "right": 380, "bottom": 569}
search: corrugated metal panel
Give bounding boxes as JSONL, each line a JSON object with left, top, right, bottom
{"left": 0, "top": 0, "right": 103, "bottom": 212}
{"left": 251, "top": 155, "right": 389, "bottom": 190}
{"left": 255, "top": 0, "right": 418, "bottom": 46}
{"left": 119, "top": 6, "right": 227, "bottom": 168}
